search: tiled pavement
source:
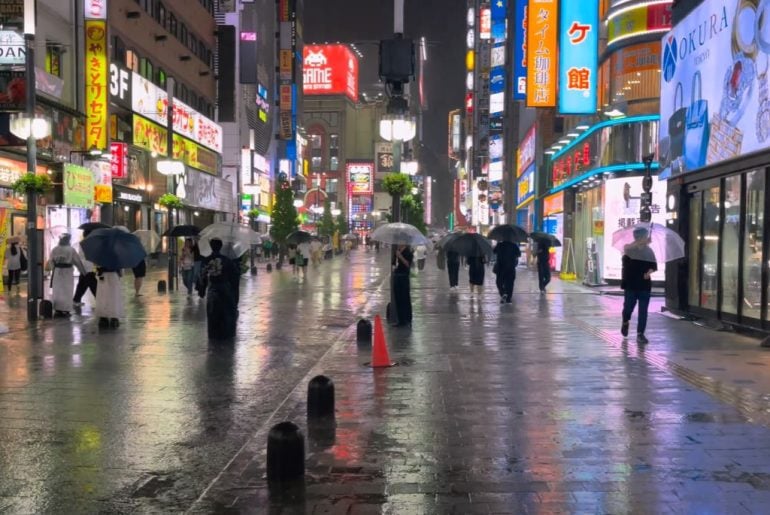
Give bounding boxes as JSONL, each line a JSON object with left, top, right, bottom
{"left": 3, "top": 251, "right": 770, "bottom": 513}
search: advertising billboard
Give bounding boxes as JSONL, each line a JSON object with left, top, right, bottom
{"left": 346, "top": 161, "right": 373, "bottom": 194}
{"left": 517, "top": 124, "right": 536, "bottom": 176}
{"left": 659, "top": 0, "right": 764, "bottom": 178}
{"left": 85, "top": 20, "right": 108, "bottom": 150}
{"left": 607, "top": 2, "right": 671, "bottom": 47}
{"left": 512, "top": 0, "right": 528, "bottom": 100}
{"left": 558, "top": 0, "right": 598, "bottom": 114}
{"left": 517, "top": 164, "right": 535, "bottom": 207}
{"left": 602, "top": 177, "right": 667, "bottom": 281}
{"left": 526, "top": 0, "right": 557, "bottom": 107}
{"left": 63, "top": 164, "right": 95, "bottom": 208}
{"left": 303, "top": 44, "right": 359, "bottom": 102}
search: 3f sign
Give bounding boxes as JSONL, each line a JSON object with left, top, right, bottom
{"left": 109, "top": 64, "right": 129, "bottom": 102}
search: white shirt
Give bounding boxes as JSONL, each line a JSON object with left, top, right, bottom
{"left": 297, "top": 242, "right": 312, "bottom": 259}
{"left": 414, "top": 245, "right": 427, "bottom": 260}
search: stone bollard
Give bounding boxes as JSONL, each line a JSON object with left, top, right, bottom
{"left": 39, "top": 300, "right": 53, "bottom": 319}
{"left": 307, "top": 375, "right": 335, "bottom": 420}
{"left": 157, "top": 280, "right": 167, "bottom": 293}
{"left": 266, "top": 421, "right": 304, "bottom": 482}
{"left": 250, "top": 266, "right": 258, "bottom": 276}
{"left": 275, "top": 261, "right": 282, "bottom": 270}
{"left": 266, "top": 263, "right": 272, "bottom": 272}
{"left": 356, "top": 319, "right": 372, "bottom": 345}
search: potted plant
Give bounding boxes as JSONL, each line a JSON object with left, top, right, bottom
{"left": 10, "top": 174, "right": 53, "bottom": 195}
{"left": 158, "top": 193, "right": 184, "bottom": 210}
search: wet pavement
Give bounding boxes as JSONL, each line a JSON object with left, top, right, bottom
{"left": 3, "top": 251, "right": 770, "bottom": 513}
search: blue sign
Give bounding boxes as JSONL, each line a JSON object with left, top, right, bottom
{"left": 490, "top": 68, "right": 506, "bottom": 94}
{"left": 517, "top": 164, "right": 535, "bottom": 207}
{"left": 512, "top": 0, "right": 527, "bottom": 100}
{"left": 557, "top": 0, "right": 598, "bottom": 114}
{"left": 491, "top": 0, "right": 507, "bottom": 41}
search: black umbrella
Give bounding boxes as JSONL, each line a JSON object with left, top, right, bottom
{"left": 286, "top": 230, "right": 313, "bottom": 244}
{"left": 80, "top": 228, "right": 147, "bottom": 269}
{"left": 530, "top": 232, "right": 562, "bottom": 247}
{"left": 79, "top": 222, "right": 110, "bottom": 232}
{"left": 436, "top": 232, "right": 463, "bottom": 249}
{"left": 443, "top": 233, "right": 494, "bottom": 258}
{"left": 163, "top": 225, "right": 201, "bottom": 237}
{"left": 488, "top": 224, "right": 528, "bottom": 242}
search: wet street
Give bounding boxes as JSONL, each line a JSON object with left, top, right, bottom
{"left": 3, "top": 251, "right": 770, "bottom": 513}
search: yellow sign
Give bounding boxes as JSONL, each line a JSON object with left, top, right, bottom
{"left": 526, "top": 0, "right": 558, "bottom": 107}
{"left": 0, "top": 208, "right": 8, "bottom": 294}
{"left": 133, "top": 115, "right": 218, "bottom": 175}
{"left": 94, "top": 184, "right": 113, "bottom": 203}
{"left": 85, "top": 20, "right": 108, "bottom": 150}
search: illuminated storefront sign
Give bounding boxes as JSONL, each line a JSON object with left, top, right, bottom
{"left": 513, "top": 0, "right": 528, "bottom": 100}
{"left": 63, "top": 164, "right": 95, "bottom": 208}
{"left": 85, "top": 20, "right": 108, "bottom": 150}
{"left": 526, "top": 0, "right": 557, "bottom": 107}
{"left": 491, "top": 0, "right": 507, "bottom": 41}
{"left": 517, "top": 164, "right": 535, "bottom": 208}
{"left": 517, "top": 124, "right": 536, "bottom": 177}
{"left": 302, "top": 44, "right": 359, "bottom": 102}
{"left": 346, "top": 161, "right": 373, "bottom": 194}
{"left": 558, "top": 0, "right": 598, "bottom": 114}
{"left": 84, "top": 0, "right": 107, "bottom": 20}
{"left": 0, "top": 31, "right": 25, "bottom": 66}
{"left": 552, "top": 141, "right": 592, "bottom": 187}
{"left": 110, "top": 141, "right": 127, "bottom": 179}
{"left": 132, "top": 115, "right": 218, "bottom": 175}
{"left": 479, "top": 7, "right": 491, "bottom": 39}
{"left": 607, "top": 1, "right": 672, "bottom": 47}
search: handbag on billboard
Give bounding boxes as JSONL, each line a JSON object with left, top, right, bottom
{"left": 684, "top": 71, "right": 710, "bottom": 170}
{"left": 668, "top": 82, "right": 686, "bottom": 163}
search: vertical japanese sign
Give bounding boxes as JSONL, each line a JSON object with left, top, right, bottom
{"left": 0, "top": 208, "right": 8, "bottom": 294}
{"left": 513, "top": 0, "right": 528, "bottom": 100}
{"left": 85, "top": 20, "right": 108, "bottom": 150}
{"left": 558, "top": 0, "right": 598, "bottom": 114}
{"left": 526, "top": 0, "right": 557, "bottom": 107}
{"left": 491, "top": 0, "right": 507, "bottom": 42}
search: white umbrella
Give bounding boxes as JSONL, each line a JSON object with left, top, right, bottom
{"left": 611, "top": 222, "right": 685, "bottom": 263}
{"left": 370, "top": 222, "right": 431, "bottom": 247}
{"left": 198, "top": 222, "right": 262, "bottom": 259}
{"left": 132, "top": 230, "right": 161, "bottom": 253}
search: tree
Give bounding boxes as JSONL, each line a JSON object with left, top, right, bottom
{"left": 317, "top": 200, "right": 336, "bottom": 238}
{"left": 401, "top": 192, "right": 427, "bottom": 234}
{"left": 336, "top": 212, "right": 349, "bottom": 235}
{"left": 382, "top": 173, "right": 412, "bottom": 223}
{"left": 269, "top": 177, "right": 298, "bottom": 261}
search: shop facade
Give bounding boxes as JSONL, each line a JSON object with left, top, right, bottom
{"left": 662, "top": 0, "right": 770, "bottom": 329}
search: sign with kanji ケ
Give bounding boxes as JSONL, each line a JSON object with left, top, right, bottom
{"left": 85, "top": 20, "right": 108, "bottom": 150}
{"left": 525, "top": 0, "right": 557, "bottom": 107}
{"left": 558, "top": 0, "right": 598, "bottom": 114}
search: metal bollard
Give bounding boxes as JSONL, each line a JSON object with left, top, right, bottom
{"left": 266, "top": 421, "right": 304, "bottom": 482}
{"left": 250, "top": 266, "right": 258, "bottom": 276}
{"left": 357, "top": 318, "right": 372, "bottom": 344}
{"left": 307, "top": 375, "right": 335, "bottom": 419}
{"left": 266, "top": 263, "right": 272, "bottom": 272}
{"left": 157, "top": 280, "right": 167, "bottom": 293}
{"left": 39, "top": 300, "right": 53, "bottom": 319}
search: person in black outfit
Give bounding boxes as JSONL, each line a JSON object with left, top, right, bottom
{"left": 392, "top": 244, "right": 413, "bottom": 327}
{"left": 536, "top": 241, "right": 552, "bottom": 293}
{"left": 468, "top": 255, "right": 486, "bottom": 295}
{"left": 493, "top": 241, "right": 521, "bottom": 303}
{"left": 197, "top": 238, "right": 240, "bottom": 340}
{"left": 446, "top": 250, "right": 460, "bottom": 289}
{"left": 621, "top": 227, "right": 657, "bottom": 344}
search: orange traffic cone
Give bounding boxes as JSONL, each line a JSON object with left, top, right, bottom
{"left": 371, "top": 314, "right": 394, "bottom": 368}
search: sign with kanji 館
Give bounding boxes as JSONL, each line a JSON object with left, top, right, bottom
{"left": 558, "top": 0, "right": 598, "bottom": 114}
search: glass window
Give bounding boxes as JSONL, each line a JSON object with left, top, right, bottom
{"left": 169, "top": 14, "right": 177, "bottom": 37}
{"left": 156, "top": 2, "right": 166, "bottom": 27}
{"left": 310, "top": 134, "right": 323, "bottom": 171}
{"left": 157, "top": 68, "right": 166, "bottom": 87}
{"left": 689, "top": 192, "right": 702, "bottom": 308}
{"left": 721, "top": 176, "right": 741, "bottom": 315}
{"left": 745, "top": 169, "right": 765, "bottom": 320}
{"left": 701, "top": 185, "right": 720, "bottom": 310}
{"left": 181, "top": 24, "right": 188, "bottom": 47}
{"left": 126, "top": 50, "right": 140, "bottom": 72}
{"left": 45, "top": 45, "right": 62, "bottom": 77}
{"left": 326, "top": 179, "right": 338, "bottom": 194}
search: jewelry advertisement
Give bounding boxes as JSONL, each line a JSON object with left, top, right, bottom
{"left": 660, "top": 0, "right": 770, "bottom": 178}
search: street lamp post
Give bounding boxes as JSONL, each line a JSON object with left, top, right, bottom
{"left": 640, "top": 154, "right": 655, "bottom": 223}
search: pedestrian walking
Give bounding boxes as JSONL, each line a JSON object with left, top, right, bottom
{"left": 446, "top": 250, "right": 460, "bottom": 290}
{"left": 263, "top": 239, "right": 273, "bottom": 261}
{"left": 414, "top": 244, "right": 427, "bottom": 271}
{"left": 73, "top": 233, "right": 97, "bottom": 305}
{"left": 4, "top": 239, "right": 25, "bottom": 295}
{"left": 468, "top": 255, "right": 486, "bottom": 295}
{"left": 536, "top": 241, "right": 551, "bottom": 293}
{"left": 493, "top": 240, "right": 520, "bottom": 303}
{"left": 310, "top": 238, "right": 323, "bottom": 265}
{"left": 95, "top": 266, "right": 125, "bottom": 328}
{"left": 48, "top": 234, "right": 85, "bottom": 317}
{"left": 288, "top": 245, "right": 298, "bottom": 274}
{"left": 192, "top": 239, "right": 203, "bottom": 284}
{"left": 131, "top": 258, "right": 146, "bottom": 296}
{"left": 392, "top": 243, "right": 413, "bottom": 327}
{"left": 197, "top": 238, "right": 240, "bottom": 340}
{"left": 297, "top": 241, "right": 311, "bottom": 277}
{"left": 180, "top": 238, "right": 196, "bottom": 295}
{"left": 621, "top": 227, "right": 657, "bottom": 344}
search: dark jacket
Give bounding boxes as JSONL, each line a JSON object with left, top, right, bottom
{"left": 621, "top": 253, "right": 657, "bottom": 291}
{"left": 494, "top": 241, "right": 520, "bottom": 273}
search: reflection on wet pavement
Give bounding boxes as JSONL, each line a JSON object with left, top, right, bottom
{"left": 3, "top": 251, "right": 770, "bottom": 513}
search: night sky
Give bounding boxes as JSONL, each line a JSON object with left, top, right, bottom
{"left": 304, "top": 0, "right": 466, "bottom": 224}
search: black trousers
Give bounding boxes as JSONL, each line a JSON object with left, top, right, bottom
{"left": 495, "top": 269, "right": 516, "bottom": 299}
{"left": 447, "top": 261, "right": 460, "bottom": 287}
{"left": 393, "top": 273, "right": 412, "bottom": 325}
{"left": 537, "top": 260, "right": 551, "bottom": 291}
{"left": 73, "top": 272, "right": 97, "bottom": 302}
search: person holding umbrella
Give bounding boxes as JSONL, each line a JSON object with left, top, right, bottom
{"left": 620, "top": 227, "right": 657, "bottom": 344}
{"left": 73, "top": 230, "right": 97, "bottom": 306}
{"left": 392, "top": 243, "right": 414, "bottom": 327}
{"left": 48, "top": 234, "right": 86, "bottom": 317}
{"left": 446, "top": 250, "right": 460, "bottom": 290}
{"left": 493, "top": 240, "right": 521, "bottom": 303}
{"left": 536, "top": 241, "right": 551, "bottom": 294}
{"left": 197, "top": 238, "right": 240, "bottom": 340}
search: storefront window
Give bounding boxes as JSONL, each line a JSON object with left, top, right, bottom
{"left": 721, "top": 176, "right": 741, "bottom": 315}
{"left": 701, "top": 185, "right": 720, "bottom": 310}
{"left": 745, "top": 169, "right": 765, "bottom": 320}
{"left": 689, "top": 192, "right": 702, "bottom": 308}
{"left": 606, "top": 42, "right": 661, "bottom": 116}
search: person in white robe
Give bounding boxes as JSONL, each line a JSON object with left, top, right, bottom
{"left": 95, "top": 267, "right": 125, "bottom": 328}
{"left": 48, "top": 234, "right": 85, "bottom": 316}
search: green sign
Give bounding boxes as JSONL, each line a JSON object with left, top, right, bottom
{"left": 64, "top": 164, "right": 95, "bottom": 208}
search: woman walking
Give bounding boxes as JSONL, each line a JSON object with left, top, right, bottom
{"left": 392, "top": 243, "right": 413, "bottom": 327}
{"left": 468, "top": 255, "right": 486, "bottom": 296}
{"left": 536, "top": 241, "right": 551, "bottom": 293}
{"left": 49, "top": 234, "right": 85, "bottom": 317}
{"left": 180, "top": 238, "right": 196, "bottom": 295}
{"left": 446, "top": 250, "right": 460, "bottom": 290}
{"left": 5, "top": 239, "right": 25, "bottom": 295}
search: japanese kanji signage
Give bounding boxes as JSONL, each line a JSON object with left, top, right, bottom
{"left": 558, "top": 0, "right": 598, "bottom": 114}
{"left": 85, "top": 20, "right": 108, "bottom": 150}
{"left": 525, "top": 0, "right": 557, "bottom": 107}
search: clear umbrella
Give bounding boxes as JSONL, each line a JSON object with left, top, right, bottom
{"left": 611, "top": 222, "right": 685, "bottom": 263}
{"left": 198, "top": 222, "right": 261, "bottom": 259}
{"left": 370, "top": 222, "right": 431, "bottom": 247}
{"left": 132, "top": 230, "right": 161, "bottom": 253}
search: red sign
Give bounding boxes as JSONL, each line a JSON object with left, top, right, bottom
{"left": 552, "top": 141, "right": 592, "bottom": 187}
{"left": 303, "top": 45, "right": 359, "bottom": 102}
{"left": 110, "top": 142, "right": 127, "bottom": 179}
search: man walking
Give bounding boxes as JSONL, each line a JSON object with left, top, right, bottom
{"left": 621, "top": 227, "right": 657, "bottom": 344}
{"left": 493, "top": 240, "right": 520, "bottom": 303}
